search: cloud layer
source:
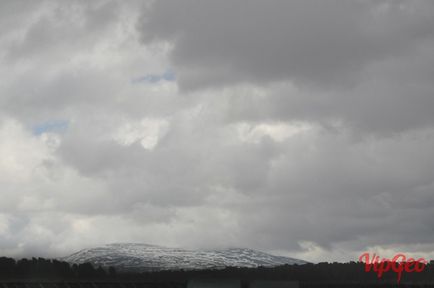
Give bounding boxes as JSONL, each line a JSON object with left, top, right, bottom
{"left": 1, "top": 0, "right": 434, "bottom": 262}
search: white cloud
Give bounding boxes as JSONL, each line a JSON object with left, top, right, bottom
{"left": 235, "top": 122, "right": 315, "bottom": 144}
{"left": 112, "top": 118, "right": 169, "bottom": 150}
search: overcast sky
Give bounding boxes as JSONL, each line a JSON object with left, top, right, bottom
{"left": 1, "top": 0, "right": 434, "bottom": 263}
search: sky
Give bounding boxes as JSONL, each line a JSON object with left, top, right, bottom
{"left": 1, "top": 0, "right": 434, "bottom": 263}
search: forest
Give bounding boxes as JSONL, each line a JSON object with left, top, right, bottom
{"left": 2, "top": 256, "right": 434, "bottom": 287}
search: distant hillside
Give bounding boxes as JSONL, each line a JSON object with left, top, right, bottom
{"left": 62, "top": 243, "right": 307, "bottom": 272}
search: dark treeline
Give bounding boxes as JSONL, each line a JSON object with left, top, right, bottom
{"left": 2, "top": 256, "right": 434, "bottom": 286}
{"left": 132, "top": 261, "right": 434, "bottom": 284}
{"left": 0, "top": 257, "right": 116, "bottom": 279}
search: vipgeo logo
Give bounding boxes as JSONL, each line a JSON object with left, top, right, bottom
{"left": 359, "top": 252, "right": 428, "bottom": 284}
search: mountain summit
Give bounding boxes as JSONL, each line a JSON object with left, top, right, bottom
{"left": 63, "top": 243, "right": 307, "bottom": 272}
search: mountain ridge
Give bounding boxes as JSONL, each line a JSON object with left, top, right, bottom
{"left": 62, "top": 243, "right": 308, "bottom": 272}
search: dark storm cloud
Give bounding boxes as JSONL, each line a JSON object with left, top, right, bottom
{"left": 139, "top": 0, "right": 434, "bottom": 89}
{"left": 139, "top": 0, "right": 434, "bottom": 134}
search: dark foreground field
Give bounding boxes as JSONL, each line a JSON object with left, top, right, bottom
{"left": 3, "top": 280, "right": 434, "bottom": 288}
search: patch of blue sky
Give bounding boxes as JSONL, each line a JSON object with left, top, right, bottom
{"left": 32, "top": 120, "right": 69, "bottom": 135}
{"left": 131, "top": 69, "right": 176, "bottom": 84}
{"left": 161, "top": 70, "right": 175, "bottom": 81}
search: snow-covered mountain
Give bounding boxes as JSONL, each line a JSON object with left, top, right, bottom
{"left": 62, "top": 243, "right": 307, "bottom": 272}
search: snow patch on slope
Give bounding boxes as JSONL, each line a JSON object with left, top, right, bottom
{"left": 62, "top": 243, "right": 307, "bottom": 272}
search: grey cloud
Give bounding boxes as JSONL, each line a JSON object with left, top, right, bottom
{"left": 4, "top": 1, "right": 119, "bottom": 62}
{"left": 1, "top": 0, "right": 434, "bottom": 263}
{"left": 139, "top": 0, "right": 434, "bottom": 90}
{"left": 231, "top": 128, "right": 434, "bottom": 253}
{"left": 139, "top": 0, "right": 434, "bottom": 134}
